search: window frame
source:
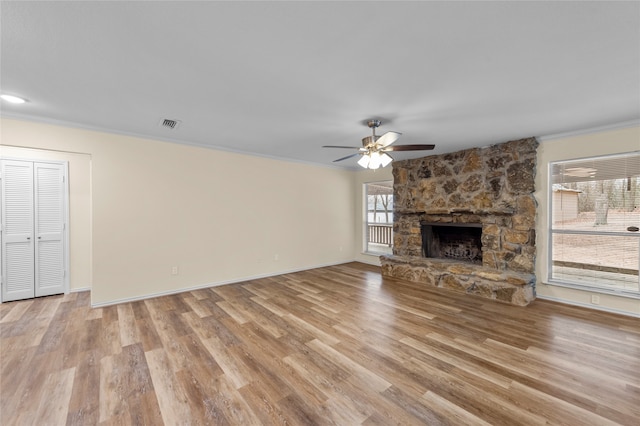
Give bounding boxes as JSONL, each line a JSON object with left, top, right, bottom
{"left": 547, "top": 151, "right": 640, "bottom": 299}
{"left": 363, "top": 180, "right": 394, "bottom": 255}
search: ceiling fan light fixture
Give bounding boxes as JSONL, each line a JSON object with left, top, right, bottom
{"left": 357, "top": 150, "right": 393, "bottom": 169}
{"left": 363, "top": 151, "right": 393, "bottom": 169}
{"left": 368, "top": 151, "right": 383, "bottom": 169}
{"left": 358, "top": 154, "right": 371, "bottom": 168}
{"left": 379, "top": 152, "right": 393, "bottom": 167}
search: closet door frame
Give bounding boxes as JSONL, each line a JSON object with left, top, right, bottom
{"left": 0, "top": 157, "right": 70, "bottom": 302}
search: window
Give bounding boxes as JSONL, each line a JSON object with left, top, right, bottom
{"left": 549, "top": 152, "right": 640, "bottom": 297}
{"left": 364, "top": 181, "right": 393, "bottom": 254}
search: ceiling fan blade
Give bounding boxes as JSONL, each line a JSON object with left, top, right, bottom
{"left": 333, "top": 153, "right": 362, "bottom": 162}
{"left": 384, "top": 144, "right": 435, "bottom": 151}
{"left": 323, "top": 145, "right": 363, "bottom": 149}
{"left": 376, "top": 131, "right": 402, "bottom": 147}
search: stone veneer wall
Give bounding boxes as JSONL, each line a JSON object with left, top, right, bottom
{"left": 380, "top": 138, "right": 538, "bottom": 306}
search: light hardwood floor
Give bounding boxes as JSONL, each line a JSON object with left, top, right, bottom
{"left": 1, "top": 262, "right": 639, "bottom": 425}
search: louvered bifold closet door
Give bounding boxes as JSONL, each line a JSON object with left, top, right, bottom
{"left": 34, "top": 162, "right": 65, "bottom": 297}
{"left": 1, "top": 160, "right": 36, "bottom": 301}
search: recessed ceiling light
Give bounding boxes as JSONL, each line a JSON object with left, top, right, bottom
{"left": 1, "top": 94, "right": 27, "bottom": 104}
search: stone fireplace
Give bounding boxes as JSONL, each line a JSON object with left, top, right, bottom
{"left": 380, "top": 138, "right": 538, "bottom": 306}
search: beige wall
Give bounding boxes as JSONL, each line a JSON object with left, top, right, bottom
{"left": 536, "top": 125, "right": 640, "bottom": 316}
{"left": 0, "top": 145, "right": 92, "bottom": 291}
{"left": 4, "top": 116, "right": 638, "bottom": 316}
{"left": 353, "top": 167, "right": 393, "bottom": 265}
{"left": 1, "top": 118, "right": 355, "bottom": 306}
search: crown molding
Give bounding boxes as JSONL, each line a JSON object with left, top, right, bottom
{"left": 1, "top": 112, "right": 353, "bottom": 172}
{"left": 538, "top": 119, "right": 640, "bottom": 142}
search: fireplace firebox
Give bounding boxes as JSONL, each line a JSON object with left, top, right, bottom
{"left": 421, "top": 222, "right": 483, "bottom": 264}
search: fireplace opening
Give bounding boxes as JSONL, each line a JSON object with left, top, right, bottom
{"left": 421, "top": 222, "right": 483, "bottom": 264}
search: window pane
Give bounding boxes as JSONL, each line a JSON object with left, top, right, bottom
{"left": 551, "top": 153, "right": 640, "bottom": 233}
{"left": 552, "top": 180, "right": 640, "bottom": 232}
{"left": 365, "top": 181, "right": 393, "bottom": 254}
{"left": 551, "top": 230, "right": 639, "bottom": 291}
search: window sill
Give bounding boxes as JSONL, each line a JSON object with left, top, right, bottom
{"left": 545, "top": 279, "right": 640, "bottom": 300}
{"left": 362, "top": 251, "right": 389, "bottom": 256}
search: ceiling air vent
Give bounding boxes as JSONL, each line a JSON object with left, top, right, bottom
{"left": 159, "top": 118, "right": 181, "bottom": 130}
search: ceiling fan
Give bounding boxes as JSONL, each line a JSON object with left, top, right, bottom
{"left": 323, "top": 120, "right": 435, "bottom": 169}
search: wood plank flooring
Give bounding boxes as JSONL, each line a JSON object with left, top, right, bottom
{"left": 1, "top": 262, "right": 639, "bottom": 425}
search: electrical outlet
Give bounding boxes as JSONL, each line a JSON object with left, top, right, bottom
{"left": 591, "top": 294, "right": 600, "bottom": 304}
{"left": 171, "top": 266, "right": 179, "bottom": 275}
{"left": 274, "top": 254, "right": 279, "bottom": 261}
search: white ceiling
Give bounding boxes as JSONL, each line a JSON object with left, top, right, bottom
{"left": 1, "top": 1, "right": 639, "bottom": 169}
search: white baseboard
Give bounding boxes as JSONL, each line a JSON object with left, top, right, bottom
{"left": 70, "top": 287, "right": 91, "bottom": 293}
{"left": 90, "top": 260, "right": 355, "bottom": 308}
{"left": 536, "top": 294, "right": 640, "bottom": 318}
{"left": 356, "top": 252, "right": 385, "bottom": 266}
